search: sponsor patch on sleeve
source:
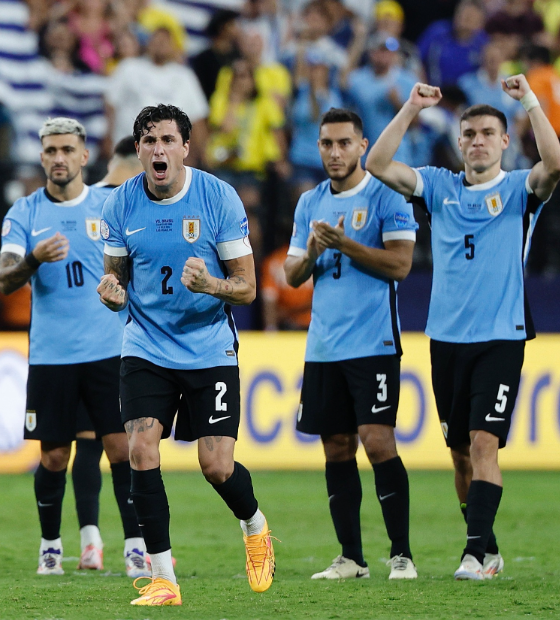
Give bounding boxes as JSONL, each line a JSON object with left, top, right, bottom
{"left": 239, "top": 216, "right": 249, "bottom": 237}
{"left": 100, "top": 219, "right": 109, "bottom": 240}
{"left": 1, "top": 219, "right": 11, "bottom": 236}
{"left": 394, "top": 212, "right": 410, "bottom": 228}
{"left": 292, "top": 222, "right": 297, "bottom": 237}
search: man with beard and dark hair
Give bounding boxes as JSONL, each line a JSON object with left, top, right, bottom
{"left": 0, "top": 117, "right": 146, "bottom": 578}
{"left": 284, "top": 108, "right": 418, "bottom": 580}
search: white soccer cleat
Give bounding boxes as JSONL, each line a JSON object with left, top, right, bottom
{"left": 77, "top": 544, "right": 103, "bottom": 570}
{"left": 311, "top": 555, "right": 370, "bottom": 580}
{"left": 125, "top": 548, "right": 151, "bottom": 579}
{"left": 454, "top": 553, "right": 484, "bottom": 580}
{"left": 37, "top": 547, "right": 64, "bottom": 575}
{"left": 482, "top": 552, "right": 504, "bottom": 579}
{"left": 387, "top": 555, "right": 417, "bottom": 579}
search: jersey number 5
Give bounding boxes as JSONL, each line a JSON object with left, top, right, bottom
{"left": 464, "top": 234, "right": 475, "bottom": 260}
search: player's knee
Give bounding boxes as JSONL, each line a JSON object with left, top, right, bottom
{"left": 451, "top": 448, "right": 471, "bottom": 475}
{"left": 469, "top": 431, "right": 499, "bottom": 465}
{"left": 41, "top": 445, "right": 71, "bottom": 471}
{"left": 200, "top": 460, "right": 233, "bottom": 485}
{"left": 102, "top": 432, "right": 130, "bottom": 463}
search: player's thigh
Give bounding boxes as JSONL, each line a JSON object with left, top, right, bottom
{"left": 75, "top": 400, "right": 95, "bottom": 437}
{"left": 430, "top": 340, "right": 471, "bottom": 448}
{"left": 470, "top": 340, "right": 525, "bottom": 448}
{"left": 120, "top": 356, "right": 181, "bottom": 439}
{"left": 25, "top": 364, "right": 81, "bottom": 442}
{"left": 79, "top": 356, "right": 126, "bottom": 438}
{"left": 175, "top": 366, "right": 240, "bottom": 442}
{"left": 343, "top": 355, "right": 400, "bottom": 428}
{"left": 297, "top": 361, "right": 355, "bottom": 436}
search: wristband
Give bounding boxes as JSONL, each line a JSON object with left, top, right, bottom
{"left": 520, "top": 91, "right": 540, "bottom": 112}
{"left": 24, "top": 252, "right": 41, "bottom": 270}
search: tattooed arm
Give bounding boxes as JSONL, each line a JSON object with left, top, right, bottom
{"left": 181, "top": 253, "right": 256, "bottom": 305}
{"left": 97, "top": 253, "right": 130, "bottom": 311}
{"left": 0, "top": 233, "right": 69, "bottom": 295}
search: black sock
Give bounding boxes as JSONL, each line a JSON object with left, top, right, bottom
{"left": 35, "top": 463, "right": 66, "bottom": 540}
{"left": 325, "top": 459, "right": 365, "bottom": 566}
{"left": 111, "top": 461, "right": 141, "bottom": 539}
{"left": 373, "top": 456, "right": 412, "bottom": 560}
{"left": 72, "top": 438, "right": 103, "bottom": 528}
{"left": 460, "top": 502, "right": 499, "bottom": 555}
{"left": 130, "top": 467, "right": 170, "bottom": 554}
{"left": 463, "top": 480, "right": 503, "bottom": 565}
{"left": 211, "top": 462, "right": 258, "bottom": 520}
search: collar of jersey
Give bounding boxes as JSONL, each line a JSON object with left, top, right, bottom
{"left": 146, "top": 166, "right": 192, "bottom": 205}
{"left": 47, "top": 184, "right": 89, "bottom": 207}
{"left": 332, "top": 171, "right": 371, "bottom": 198}
{"left": 462, "top": 169, "right": 506, "bottom": 191}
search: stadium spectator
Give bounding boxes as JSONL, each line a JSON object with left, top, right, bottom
{"left": 95, "top": 134, "right": 143, "bottom": 188}
{"left": 485, "top": 0, "right": 544, "bottom": 41}
{"left": 97, "top": 103, "right": 276, "bottom": 605}
{"left": 190, "top": 10, "right": 241, "bottom": 102}
{"left": 0, "top": 117, "right": 147, "bottom": 578}
{"left": 341, "top": 33, "right": 418, "bottom": 165}
{"left": 417, "top": 0, "right": 488, "bottom": 86}
{"left": 522, "top": 44, "right": 560, "bottom": 137}
{"left": 105, "top": 28, "right": 141, "bottom": 74}
{"left": 240, "top": 0, "right": 287, "bottom": 63}
{"left": 284, "top": 108, "right": 418, "bottom": 581}
{"left": 40, "top": 19, "right": 91, "bottom": 74}
{"left": 105, "top": 26, "right": 208, "bottom": 166}
{"left": 367, "top": 76, "right": 560, "bottom": 580}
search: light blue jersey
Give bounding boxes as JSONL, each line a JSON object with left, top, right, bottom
{"left": 1, "top": 185, "right": 124, "bottom": 364}
{"left": 412, "top": 167, "right": 542, "bottom": 343}
{"left": 101, "top": 167, "right": 252, "bottom": 370}
{"left": 288, "top": 172, "right": 417, "bottom": 362}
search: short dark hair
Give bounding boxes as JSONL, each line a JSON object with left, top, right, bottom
{"left": 460, "top": 104, "right": 507, "bottom": 133}
{"left": 114, "top": 135, "right": 137, "bottom": 157}
{"left": 320, "top": 108, "right": 363, "bottom": 136}
{"left": 205, "top": 9, "right": 239, "bottom": 38}
{"left": 133, "top": 104, "right": 192, "bottom": 144}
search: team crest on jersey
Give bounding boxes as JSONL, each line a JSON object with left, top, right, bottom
{"left": 351, "top": 209, "right": 368, "bottom": 230}
{"left": 183, "top": 217, "right": 200, "bottom": 243}
{"left": 26, "top": 411, "right": 37, "bottom": 432}
{"left": 100, "top": 219, "right": 109, "bottom": 240}
{"left": 1, "top": 219, "right": 10, "bottom": 236}
{"left": 440, "top": 421, "right": 448, "bottom": 439}
{"left": 485, "top": 192, "right": 503, "bottom": 216}
{"left": 86, "top": 218, "right": 101, "bottom": 241}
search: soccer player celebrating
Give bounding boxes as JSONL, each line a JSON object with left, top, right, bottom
{"left": 367, "top": 75, "right": 560, "bottom": 579}
{"left": 0, "top": 118, "right": 146, "bottom": 577}
{"left": 97, "top": 104, "right": 275, "bottom": 606}
{"left": 284, "top": 108, "right": 418, "bottom": 580}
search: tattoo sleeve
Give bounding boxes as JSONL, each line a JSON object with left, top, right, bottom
{"left": 212, "top": 255, "right": 256, "bottom": 305}
{"left": 0, "top": 252, "right": 35, "bottom": 295}
{"left": 104, "top": 254, "right": 130, "bottom": 290}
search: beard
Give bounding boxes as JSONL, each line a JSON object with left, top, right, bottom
{"left": 324, "top": 158, "right": 359, "bottom": 182}
{"left": 48, "top": 168, "right": 79, "bottom": 187}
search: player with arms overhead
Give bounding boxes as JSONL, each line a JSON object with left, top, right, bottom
{"left": 97, "top": 104, "right": 275, "bottom": 606}
{"left": 285, "top": 108, "right": 418, "bottom": 580}
{"left": 367, "top": 76, "right": 560, "bottom": 579}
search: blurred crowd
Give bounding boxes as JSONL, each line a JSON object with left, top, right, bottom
{"left": 2, "top": 0, "right": 560, "bottom": 330}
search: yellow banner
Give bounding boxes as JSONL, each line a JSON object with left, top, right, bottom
{"left": 2, "top": 332, "right": 560, "bottom": 471}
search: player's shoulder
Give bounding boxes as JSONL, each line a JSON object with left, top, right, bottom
{"left": 503, "top": 168, "right": 531, "bottom": 185}
{"left": 7, "top": 187, "right": 46, "bottom": 217}
{"left": 193, "top": 168, "right": 242, "bottom": 204}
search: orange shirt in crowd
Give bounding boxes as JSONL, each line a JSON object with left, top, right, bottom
{"left": 0, "top": 284, "right": 31, "bottom": 330}
{"left": 527, "top": 65, "right": 560, "bottom": 135}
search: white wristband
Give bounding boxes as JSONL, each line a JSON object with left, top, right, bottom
{"left": 520, "top": 91, "right": 540, "bottom": 112}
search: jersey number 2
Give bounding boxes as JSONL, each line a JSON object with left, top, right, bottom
{"left": 161, "top": 266, "right": 173, "bottom": 294}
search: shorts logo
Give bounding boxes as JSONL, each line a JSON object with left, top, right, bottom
{"left": 371, "top": 404, "right": 391, "bottom": 414}
{"left": 100, "top": 219, "right": 110, "bottom": 240}
{"left": 86, "top": 218, "right": 101, "bottom": 241}
{"left": 297, "top": 403, "right": 303, "bottom": 422}
{"left": 485, "top": 413, "right": 505, "bottom": 422}
{"left": 1, "top": 219, "right": 11, "bottom": 236}
{"left": 351, "top": 209, "right": 368, "bottom": 230}
{"left": 440, "top": 421, "right": 448, "bottom": 439}
{"left": 394, "top": 212, "right": 410, "bottom": 228}
{"left": 183, "top": 218, "right": 200, "bottom": 243}
{"left": 485, "top": 192, "right": 503, "bottom": 216}
{"left": 239, "top": 216, "right": 249, "bottom": 237}
{"left": 26, "top": 411, "right": 37, "bottom": 432}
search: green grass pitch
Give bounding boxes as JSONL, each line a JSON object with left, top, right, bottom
{"left": 1, "top": 470, "right": 559, "bottom": 620}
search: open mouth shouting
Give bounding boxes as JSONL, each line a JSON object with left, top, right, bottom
{"left": 153, "top": 160, "right": 168, "bottom": 181}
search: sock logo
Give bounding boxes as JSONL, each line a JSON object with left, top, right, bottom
{"left": 378, "top": 492, "right": 396, "bottom": 501}
{"left": 37, "top": 501, "right": 53, "bottom": 507}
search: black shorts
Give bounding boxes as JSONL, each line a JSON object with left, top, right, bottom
{"left": 25, "top": 357, "right": 123, "bottom": 443}
{"left": 120, "top": 356, "right": 240, "bottom": 442}
{"left": 430, "top": 339, "right": 525, "bottom": 449}
{"left": 296, "top": 355, "right": 400, "bottom": 436}
{"left": 76, "top": 402, "right": 95, "bottom": 434}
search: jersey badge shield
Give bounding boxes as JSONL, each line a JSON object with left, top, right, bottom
{"left": 183, "top": 217, "right": 200, "bottom": 243}
{"left": 86, "top": 218, "right": 101, "bottom": 241}
{"left": 1, "top": 219, "right": 11, "bottom": 236}
{"left": 485, "top": 192, "right": 503, "bottom": 216}
{"left": 26, "top": 411, "right": 37, "bottom": 432}
{"left": 351, "top": 209, "right": 368, "bottom": 230}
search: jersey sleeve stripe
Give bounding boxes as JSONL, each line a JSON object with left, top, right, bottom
{"left": 1, "top": 243, "right": 25, "bottom": 256}
{"left": 412, "top": 169, "right": 424, "bottom": 197}
{"left": 217, "top": 237, "right": 252, "bottom": 260}
{"left": 382, "top": 231, "right": 416, "bottom": 242}
{"left": 104, "top": 244, "right": 128, "bottom": 257}
{"left": 287, "top": 245, "right": 306, "bottom": 257}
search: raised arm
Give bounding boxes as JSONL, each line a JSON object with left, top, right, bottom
{"left": 0, "top": 232, "right": 69, "bottom": 295}
{"left": 97, "top": 254, "right": 130, "bottom": 311}
{"left": 366, "top": 83, "right": 442, "bottom": 199}
{"left": 312, "top": 216, "right": 414, "bottom": 282}
{"left": 181, "top": 253, "right": 256, "bottom": 305}
{"left": 503, "top": 74, "right": 560, "bottom": 201}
